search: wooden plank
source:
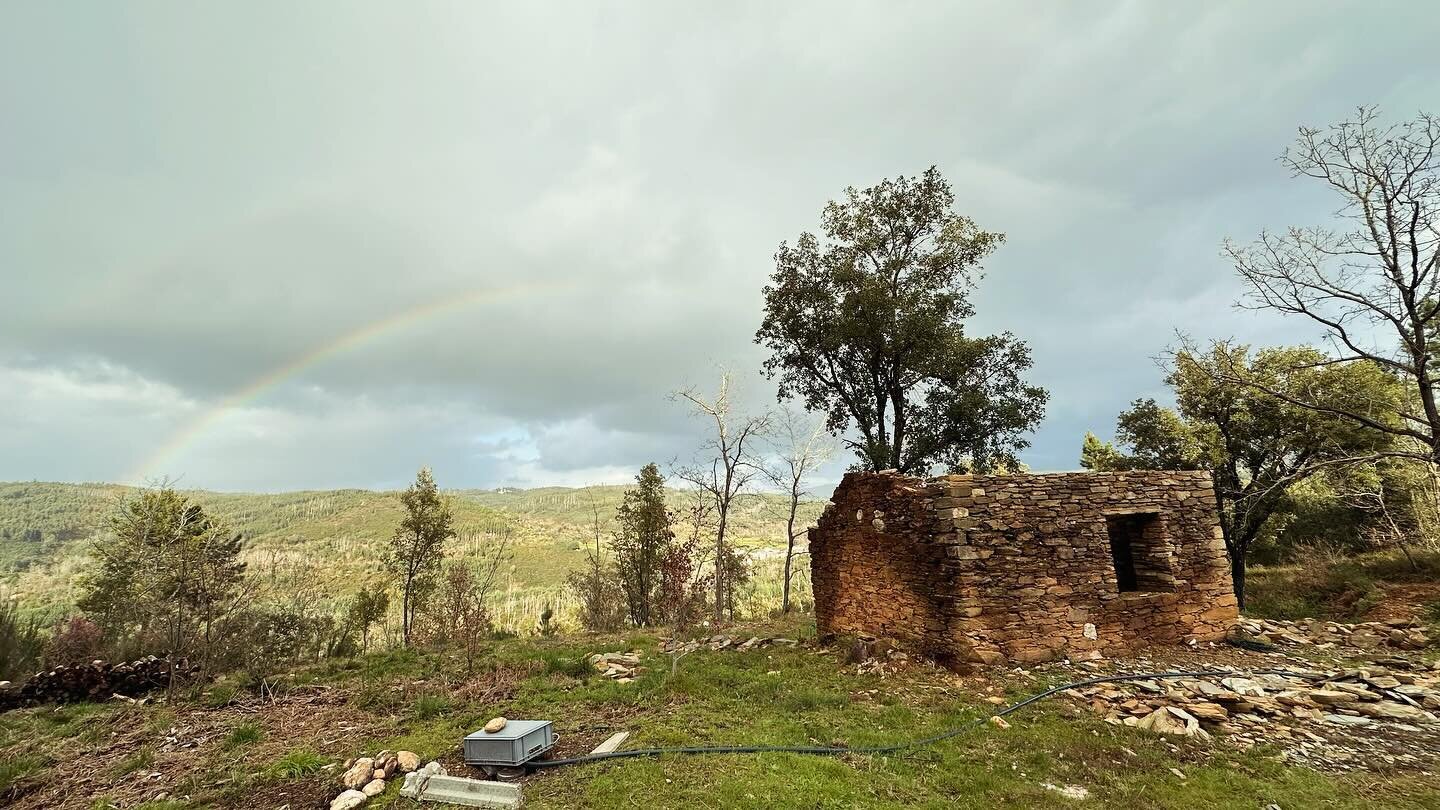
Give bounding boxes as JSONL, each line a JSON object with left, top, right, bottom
{"left": 590, "top": 731, "right": 630, "bottom": 754}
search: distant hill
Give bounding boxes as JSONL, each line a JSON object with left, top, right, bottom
{"left": 0, "top": 481, "right": 825, "bottom": 620}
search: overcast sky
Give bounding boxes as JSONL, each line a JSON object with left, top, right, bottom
{"left": 2, "top": 2, "right": 1437, "bottom": 492}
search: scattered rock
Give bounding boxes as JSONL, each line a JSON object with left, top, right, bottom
{"left": 396, "top": 750, "right": 420, "bottom": 772}
{"left": 1137, "top": 706, "right": 1209, "bottom": 738}
{"left": 361, "top": 778, "right": 386, "bottom": 797}
{"left": 989, "top": 715, "right": 1011, "bottom": 730}
{"left": 484, "top": 717, "right": 508, "bottom": 733}
{"left": 588, "top": 651, "right": 645, "bottom": 681}
{"left": 330, "top": 789, "right": 368, "bottom": 810}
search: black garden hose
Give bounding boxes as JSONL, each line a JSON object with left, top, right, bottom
{"left": 529, "top": 667, "right": 1318, "bottom": 769}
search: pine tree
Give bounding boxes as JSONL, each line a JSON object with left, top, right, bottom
{"left": 611, "top": 463, "right": 675, "bottom": 627}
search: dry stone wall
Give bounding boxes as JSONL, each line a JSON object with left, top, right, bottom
{"left": 810, "top": 470, "right": 1239, "bottom": 667}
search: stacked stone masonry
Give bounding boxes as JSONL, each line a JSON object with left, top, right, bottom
{"left": 809, "top": 470, "right": 1239, "bottom": 667}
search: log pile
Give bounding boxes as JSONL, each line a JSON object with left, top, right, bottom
{"left": 0, "top": 656, "right": 200, "bottom": 710}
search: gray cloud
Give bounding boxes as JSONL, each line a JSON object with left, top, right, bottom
{"left": 2, "top": 2, "right": 1437, "bottom": 489}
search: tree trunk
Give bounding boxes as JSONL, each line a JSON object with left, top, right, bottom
{"left": 781, "top": 500, "right": 797, "bottom": 614}
{"left": 402, "top": 575, "right": 413, "bottom": 646}
{"left": 1230, "top": 551, "right": 1247, "bottom": 612}
{"left": 714, "top": 507, "right": 729, "bottom": 625}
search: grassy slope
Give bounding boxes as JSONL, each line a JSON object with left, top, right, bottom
{"left": 0, "top": 481, "right": 824, "bottom": 618}
{"left": 2, "top": 617, "right": 1435, "bottom": 809}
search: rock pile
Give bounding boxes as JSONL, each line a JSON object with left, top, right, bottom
{"left": 660, "top": 634, "right": 800, "bottom": 655}
{"left": 1066, "top": 665, "right": 1440, "bottom": 771}
{"left": 588, "top": 651, "right": 643, "bottom": 683}
{"left": 0, "top": 656, "right": 200, "bottom": 711}
{"left": 1237, "top": 617, "right": 1432, "bottom": 651}
{"left": 329, "top": 749, "right": 422, "bottom": 809}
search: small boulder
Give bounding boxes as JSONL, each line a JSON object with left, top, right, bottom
{"left": 330, "top": 789, "right": 368, "bottom": 810}
{"left": 341, "top": 758, "right": 374, "bottom": 790}
{"left": 362, "top": 778, "right": 386, "bottom": 797}
{"left": 396, "top": 751, "right": 420, "bottom": 772}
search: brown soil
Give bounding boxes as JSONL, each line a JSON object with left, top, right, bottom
{"left": 1360, "top": 581, "right": 1440, "bottom": 624}
{"left": 8, "top": 686, "right": 394, "bottom": 810}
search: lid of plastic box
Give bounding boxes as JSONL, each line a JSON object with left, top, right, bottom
{"left": 463, "top": 719, "right": 552, "bottom": 742}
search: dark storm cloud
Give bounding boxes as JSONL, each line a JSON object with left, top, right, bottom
{"left": 2, "top": 2, "right": 1437, "bottom": 489}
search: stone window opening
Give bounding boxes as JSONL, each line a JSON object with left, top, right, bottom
{"left": 1105, "top": 512, "right": 1175, "bottom": 593}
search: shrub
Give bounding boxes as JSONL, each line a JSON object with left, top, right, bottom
{"left": 537, "top": 604, "right": 558, "bottom": 637}
{"left": 43, "top": 616, "right": 105, "bottom": 666}
{"left": 0, "top": 598, "right": 43, "bottom": 680}
{"left": 1246, "top": 558, "right": 1381, "bottom": 620}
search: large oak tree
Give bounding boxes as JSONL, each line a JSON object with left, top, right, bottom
{"left": 756, "top": 167, "right": 1047, "bottom": 474}
{"left": 1083, "top": 342, "right": 1403, "bottom": 606}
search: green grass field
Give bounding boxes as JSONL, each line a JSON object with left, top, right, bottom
{"left": 2, "top": 616, "right": 1434, "bottom": 809}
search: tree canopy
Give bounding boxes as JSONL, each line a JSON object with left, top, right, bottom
{"left": 1083, "top": 342, "right": 1404, "bottom": 605}
{"left": 384, "top": 467, "right": 455, "bottom": 645}
{"left": 78, "top": 487, "right": 247, "bottom": 668}
{"left": 756, "top": 167, "right": 1047, "bottom": 474}
{"left": 611, "top": 462, "right": 675, "bottom": 628}
{"left": 1226, "top": 108, "right": 1440, "bottom": 463}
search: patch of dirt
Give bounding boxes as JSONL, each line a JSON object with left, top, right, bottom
{"left": 7, "top": 686, "right": 394, "bottom": 810}
{"left": 1361, "top": 581, "right": 1440, "bottom": 624}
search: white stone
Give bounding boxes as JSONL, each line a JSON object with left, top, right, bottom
{"left": 330, "top": 789, "right": 368, "bottom": 810}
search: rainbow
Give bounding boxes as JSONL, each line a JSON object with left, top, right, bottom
{"left": 128, "top": 281, "right": 564, "bottom": 484}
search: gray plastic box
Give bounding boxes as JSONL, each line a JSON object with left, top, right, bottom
{"left": 462, "top": 720, "right": 556, "bottom": 766}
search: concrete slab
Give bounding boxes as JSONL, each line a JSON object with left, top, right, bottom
{"left": 399, "top": 773, "right": 523, "bottom": 808}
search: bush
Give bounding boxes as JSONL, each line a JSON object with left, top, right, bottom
{"left": 43, "top": 616, "right": 105, "bottom": 666}
{"left": 566, "top": 560, "right": 627, "bottom": 633}
{"left": 0, "top": 599, "right": 43, "bottom": 680}
{"left": 1247, "top": 558, "right": 1382, "bottom": 621}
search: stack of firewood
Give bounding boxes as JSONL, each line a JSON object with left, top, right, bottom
{"left": 0, "top": 656, "right": 200, "bottom": 710}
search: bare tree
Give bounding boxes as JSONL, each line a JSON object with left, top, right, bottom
{"left": 566, "top": 492, "right": 627, "bottom": 632}
{"left": 1225, "top": 108, "right": 1440, "bottom": 462}
{"left": 764, "top": 409, "right": 834, "bottom": 613}
{"left": 674, "top": 370, "right": 772, "bottom": 625}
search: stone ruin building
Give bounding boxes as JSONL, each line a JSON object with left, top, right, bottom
{"left": 809, "top": 470, "right": 1240, "bottom": 667}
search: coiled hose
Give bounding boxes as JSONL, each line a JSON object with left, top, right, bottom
{"left": 529, "top": 667, "right": 1317, "bottom": 769}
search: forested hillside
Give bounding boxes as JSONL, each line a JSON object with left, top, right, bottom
{"left": 0, "top": 481, "right": 824, "bottom": 621}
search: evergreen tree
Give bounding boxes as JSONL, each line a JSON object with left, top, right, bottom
{"left": 611, "top": 463, "right": 675, "bottom": 627}
{"left": 78, "top": 487, "right": 247, "bottom": 670}
{"left": 384, "top": 468, "right": 455, "bottom": 645}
